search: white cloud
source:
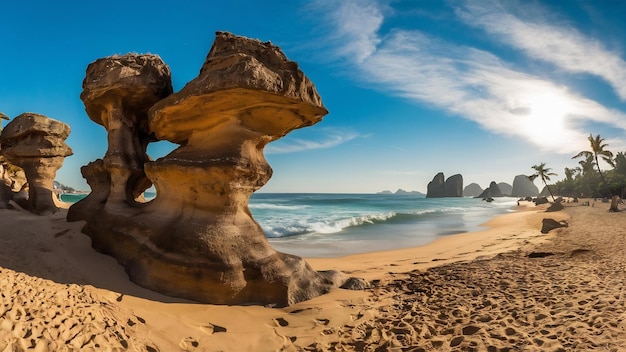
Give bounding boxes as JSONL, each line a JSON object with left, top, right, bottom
{"left": 455, "top": 0, "right": 626, "bottom": 100}
{"left": 313, "top": 0, "right": 626, "bottom": 154}
{"left": 265, "top": 130, "right": 362, "bottom": 154}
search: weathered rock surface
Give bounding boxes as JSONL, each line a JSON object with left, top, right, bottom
{"left": 541, "top": 218, "right": 568, "bottom": 234}
{"left": 0, "top": 113, "right": 72, "bottom": 214}
{"left": 463, "top": 183, "right": 483, "bottom": 197}
{"left": 546, "top": 202, "right": 564, "bottom": 212}
{"left": 427, "top": 172, "right": 463, "bottom": 198}
{"left": 70, "top": 32, "right": 343, "bottom": 306}
{"left": 426, "top": 172, "right": 445, "bottom": 198}
{"left": 511, "top": 175, "right": 539, "bottom": 198}
{"left": 477, "top": 181, "right": 502, "bottom": 199}
{"left": 444, "top": 174, "right": 463, "bottom": 197}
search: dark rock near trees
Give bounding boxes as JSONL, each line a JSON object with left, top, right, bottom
{"left": 534, "top": 197, "right": 549, "bottom": 205}
{"left": 541, "top": 218, "right": 568, "bottom": 233}
{"left": 546, "top": 202, "right": 564, "bottom": 212}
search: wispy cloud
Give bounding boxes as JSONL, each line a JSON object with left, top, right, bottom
{"left": 312, "top": 0, "right": 626, "bottom": 154}
{"left": 265, "top": 129, "right": 364, "bottom": 154}
{"left": 455, "top": 0, "right": 626, "bottom": 100}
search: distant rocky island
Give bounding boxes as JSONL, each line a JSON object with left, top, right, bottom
{"left": 377, "top": 189, "right": 425, "bottom": 196}
{"left": 422, "top": 172, "right": 541, "bottom": 198}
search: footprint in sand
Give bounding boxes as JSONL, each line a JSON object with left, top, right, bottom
{"left": 199, "top": 323, "right": 227, "bottom": 335}
{"left": 274, "top": 317, "right": 289, "bottom": 327}
{"left": 179, "top": 337, "right": 199, "bottom": 349}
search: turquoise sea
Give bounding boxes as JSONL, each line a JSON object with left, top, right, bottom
{"left": 61, "top": 193, "right": 518, "bottom": 257}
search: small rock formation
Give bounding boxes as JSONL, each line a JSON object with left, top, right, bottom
{"left": 546, "top": 202, "right": 564, "bottom": 212}
{"left": 427, "top": 172, "right": 463, "bottom": 198}
{"left": 463, "top": 183, "right": 483, "bottom": 197}
{"left": 476, "top": 181, "right": 502, "bottom": 199}
{"left": 0, "top": 113, "right": 72, "bottom": 214}
{"left": 541, "top": 218, "right": 568, "bottom": 234}
{"left": 70, "top": 32, "right": 344, "bottom": 306}
{"left": 511, "top": 175, "right": 539, "bottom": 197}
{"left": 534, "top": 197, "right": 549, "bottom": 205}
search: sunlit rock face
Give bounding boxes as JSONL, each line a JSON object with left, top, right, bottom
{"left": 81, "top": 54, "right": 173, "bottom": 211}
{"left": 0, "top": 113, "right": 73, "bottom": 214}
{"left": 70, "top": 32, "right": 342, "bottom": 306}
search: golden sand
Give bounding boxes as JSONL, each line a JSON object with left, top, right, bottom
{"left": 0, "top": 200, "right": 624, "bottom": 351}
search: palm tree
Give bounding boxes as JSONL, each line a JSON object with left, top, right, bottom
{"left": 572, "top": 134, "right": 614, "bottom": 197}
{"left": 530, "top": 162, "right": 558, "bottom": 200}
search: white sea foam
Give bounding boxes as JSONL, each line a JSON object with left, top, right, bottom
{"left": 248, "top": 203, "right": 310, "bottom": 210}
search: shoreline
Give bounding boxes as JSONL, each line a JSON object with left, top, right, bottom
{"left": 0, "top": 200, "right": 591, "bottom": 350}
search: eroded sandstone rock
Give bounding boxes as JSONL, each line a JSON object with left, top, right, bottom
{"left": 0, "top": 113, "right": 72, "bottom": 214}
{"left": 71, "top": 32, "right": 343, "bottom": 306}
{"left": 80, "top": 54, "right": 172, "bottom": 212}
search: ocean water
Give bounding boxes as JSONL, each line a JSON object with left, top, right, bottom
{"left": 61, "top": 193, "right": 518, "bottom": 257}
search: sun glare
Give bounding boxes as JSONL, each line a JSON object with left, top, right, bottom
{"left": 520, "top": 91, "right": 572, "bottom": 147}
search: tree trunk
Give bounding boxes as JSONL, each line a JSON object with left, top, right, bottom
{"left": 610, "top": 195, "right": 620, "bottom": 212}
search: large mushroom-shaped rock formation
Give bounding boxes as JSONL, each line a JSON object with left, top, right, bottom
{"left": 511, "top": 174, "right": 539, "bottom": 198}
{"left": 0, "top": 113, "right": 72, "bottom": 214}
{"left": 70, "top": 32, "right": 343, "bottom": 306}
{"left": 67, "top": 54, "right": 171, "bottom": 222}
{"left": 85, "top": 54, "right": 172, "bottom": 211}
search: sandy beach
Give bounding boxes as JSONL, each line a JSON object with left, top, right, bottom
{"left": 1, "top": 200, "right": 625, "bottom": 351}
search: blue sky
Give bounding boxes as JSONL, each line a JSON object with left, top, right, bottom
{"left": 3, "top": 0, "right": 626, "bottom": 193}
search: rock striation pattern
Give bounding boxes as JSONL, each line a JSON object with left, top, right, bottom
{"left": 0, "top": 113, "right": 72, "bottom": 214}
{"left": 69, "top": 32, "right": 344, "bottom": 306}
